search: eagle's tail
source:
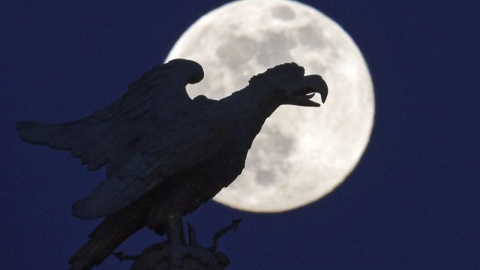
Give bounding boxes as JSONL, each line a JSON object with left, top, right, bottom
{"left": 69, "top": 193, "right": 155, "bottom": 270}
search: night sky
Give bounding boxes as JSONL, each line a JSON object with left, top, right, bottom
{"left": 1, "top": 0, "right": 479, "bottom": 269}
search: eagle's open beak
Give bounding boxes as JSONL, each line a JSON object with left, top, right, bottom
{"left": 285, "top": 75, "right": 328, "bottom": 107}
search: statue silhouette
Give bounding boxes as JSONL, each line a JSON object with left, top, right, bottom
{"left": 16, "top": 59, "right": 327, "bottom": 269}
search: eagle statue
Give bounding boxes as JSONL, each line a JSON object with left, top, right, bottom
{"left": 16, "top": 59, "right": 328, "bottom": 269}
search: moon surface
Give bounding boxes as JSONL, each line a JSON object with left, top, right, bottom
{"left": 166, "top": 0, "right": 374, "bottom": 212}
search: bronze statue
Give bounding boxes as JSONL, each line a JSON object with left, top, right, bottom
{"left": 16, "top": 59, "right": 327, "bottom": 269}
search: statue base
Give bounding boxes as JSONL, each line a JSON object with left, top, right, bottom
{"left": 113, "top": 214, "right": 241, "bottom": 270}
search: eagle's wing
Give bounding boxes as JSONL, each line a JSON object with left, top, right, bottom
{"left": 16, "top": 59, "right": 233, "bottom": 218}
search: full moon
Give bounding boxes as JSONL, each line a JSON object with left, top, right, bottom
{"left": 166, "top": 0, "right": 374, "bottom": 212}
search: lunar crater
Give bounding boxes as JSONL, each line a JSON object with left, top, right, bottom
{"left": 257, "top": 32, "right": 295, "bottom": 67}
{"left": 216, "top": 36, "right": 257, "bottom": 68}
{"left": 255, "top": 170, "right": 276, "bottom": 186}
{"left": 296, "top": 25, "right": 323, "bottom": 47}
{"left": 272, "top": 6, "right": 295, "bottom": 20}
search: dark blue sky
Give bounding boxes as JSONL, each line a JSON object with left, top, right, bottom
{"left": 1, "top": 0, "right": 479, "bottom": 269}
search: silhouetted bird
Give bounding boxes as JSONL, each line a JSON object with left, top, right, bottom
{"left": 16, "top": 59, "right": 327, "bottom": 269}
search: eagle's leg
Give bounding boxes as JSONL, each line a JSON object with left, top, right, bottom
{"left": 166, "top": 210, "right": 185, "bottom": 270}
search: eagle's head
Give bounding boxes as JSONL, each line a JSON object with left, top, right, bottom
{"left": 248, "top": 62, "right": 328, "bottom": 107}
